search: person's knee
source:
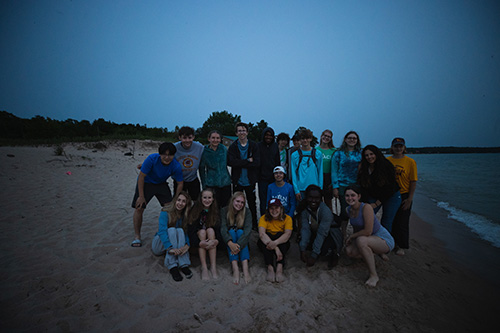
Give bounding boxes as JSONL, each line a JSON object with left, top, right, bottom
{"left": 355, "top": 236, "right": 369, "bottom": 248}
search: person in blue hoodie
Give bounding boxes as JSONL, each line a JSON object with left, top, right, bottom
{"left": 257, "top": 127, "right": 280, "bottom": 216}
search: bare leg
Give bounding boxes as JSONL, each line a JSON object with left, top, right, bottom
{"left": 133, "top": 208, "right": 144, "bottom": 239}
{"left": 242, "top": 260, "right": 251, "bottom": 284}
{"left": 231, "top": 260, "right": 240, "bottom": 285}
{"left": 275, "top": 263, "right": 285, "bottom": 283}
{"left": 207, "top": 228, "right": 218, "bottom": 278}
{"left": 198, "top": 230, "right": 210, "bottom": 280}
{"left": 266, "top": 264, "right": 275, "bottom": 282}
{"left": 356, "top": 236, "right": 389, "bottom": 287}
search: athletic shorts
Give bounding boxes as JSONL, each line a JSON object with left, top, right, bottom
{"left": 131, "top": 182, "right": 172, "bottom": 209}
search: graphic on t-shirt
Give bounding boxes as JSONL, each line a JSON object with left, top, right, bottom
{"left": 182, "top": 158, "right": 194, "bottom": 169}
{"left": 393, "top": 165, "right": 404, "bottom": 177}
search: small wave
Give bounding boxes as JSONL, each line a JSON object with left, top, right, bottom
{"left": 436, "top": 201, "right": 500, "bottom": 248}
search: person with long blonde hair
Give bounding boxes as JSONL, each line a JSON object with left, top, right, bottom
{"left": 152, "top": 192, "right": 193, "bottom": 282}
{"left": 220, "top": 192, "right": 252, "bottom": 284}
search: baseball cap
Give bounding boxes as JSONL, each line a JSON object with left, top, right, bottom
{"left": 391, "top": 137, "right": 405, "bottom": 146}
{"left": 273, "top": 166, "right": 286, "bottom": 174}
{"left": 268, "top": 198, "right": 283, "bottom": 207}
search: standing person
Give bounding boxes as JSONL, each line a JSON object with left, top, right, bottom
{"left": 344, "top": 186, "right": 395, "bottom": 287}
{"left": 267, "top": 166, "right": 297, "bottom": 216}
{"left": 316, "top": 129, "right": 336, "bottom": 211}
{"left": 257, "top": 198, "right": 293, "bottom": 283}
{"left": 258, "top": 127, "right": 280, "bottom": 216}
{"left": 174, "top": 126, "right": 204, "bottom": 201}
{"left": 276, "top": 132, "right": 290, "bottom": 179}
{"left": 299, "top": 185, "right": 343, "bottom": 268}
{"left": 199, "top": 130, "right": 232, "bottom": 208}
{"left": 331, "top": 131, "right": 362, "bottom": 236}
{"left": 131, "top": 142, "right": 183, "bottom": 247}
{"left": 227, "top": 122, "right": 260, "bottom": 228}
{"left": 290, "top": 128, "right": 323, "bottom": 202}
{"left": 188, "top": 188, "right": 220, "bottom": 280}
{"left": 387, "top": 138, "right": 418, "bottom": 256}
{"left": 357, "top": 144, "right": 401, "bottom": 233}
{"left": 287, "top": 134, "right": 301, "bottom": 181}
{"left": 219, "top": 192, "right": 253, "bottom": 284}
{"left": 151, "top": 192, "right": 193, "bottom": 282}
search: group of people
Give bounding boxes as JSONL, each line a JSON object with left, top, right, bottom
{"left": 130, "top": 123, "right": 417, "bottom": 287}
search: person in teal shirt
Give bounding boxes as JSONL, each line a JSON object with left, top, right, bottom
{"left": 316, "top": 129, "right": 336, "bottom": 211}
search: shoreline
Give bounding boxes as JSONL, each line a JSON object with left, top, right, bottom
{"left": 0, "top": 143, "right": 499, "bottom": 331}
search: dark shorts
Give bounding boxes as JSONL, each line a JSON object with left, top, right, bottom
{"left": 131, "top": 182, "right": 172, "bottom": 209}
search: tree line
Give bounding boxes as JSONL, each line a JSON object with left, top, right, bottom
{"left": 0, "top": 110, "right": 272, "bottom": 145}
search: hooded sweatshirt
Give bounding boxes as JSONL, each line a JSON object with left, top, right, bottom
{"left": 257, "top": 127, "right": 280, "bottom": 183}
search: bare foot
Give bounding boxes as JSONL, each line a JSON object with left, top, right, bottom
{"left": 379, "top": 253, "right": 389, "bottom": 261}
{"left": 365, "top": 275, "right": 379, "bottom": 287}
{"left": 275, "top": 264, "right": 285, "bottom": 283}
{"left": 266, "top": 265, "right": 275, "bottom": 282}
{"left": 243, "top": 272, "right": 252, "bottom": 284}
{"left": 242, "top": 261, "right": 251, "bottom": 284}
{"left": 201, "top": 267, "right": 210, "bottom": 281}
{"left": 210, "top": 267, "right": 219, "bottom": 279}
{"left": 396, "top": 248, "right": 405, "bottom": 256}
{"left": 232, "top": 269, "right": 240, "bottom": 285}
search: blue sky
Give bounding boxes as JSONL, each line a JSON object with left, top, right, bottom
{"left": 1, "top": 0, "right": 499, "bottom": 147}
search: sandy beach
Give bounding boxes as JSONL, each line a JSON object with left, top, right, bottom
{"left": 1, "top": 141, "right": 499, "bottom": 332}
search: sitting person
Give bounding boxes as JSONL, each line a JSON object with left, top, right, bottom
{"left": 151, "top": 192, "right": 193, "bottom": 282}
{"left": 220, "top": 192, "right": 253, "bottom": 284}
{"left": 344, "top": 186, "right": 395, "bottom": 287}
{"left": 299, "top": 185, "right": 343, "bottom": 268}
{"left": 257, "top": 198, "right": 293, "bottom": 283}
{"left": 188, "top": 188, "right": 219, "bottom": 280}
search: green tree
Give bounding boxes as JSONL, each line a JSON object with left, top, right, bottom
{"left": 248, "top": 119, "right": 269, "bottom": 142}
{"left": 196, "top": 110, "right": 241, "bottom": 139}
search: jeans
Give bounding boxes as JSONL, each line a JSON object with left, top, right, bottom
{"left": 227, "top": 229, "right": 250, "bottom": 262}
{"left": 372, "top": 190, "right": 402, "bottom": 233}
{"left": 152, "top": 229, "right": 190, "bottom": 269}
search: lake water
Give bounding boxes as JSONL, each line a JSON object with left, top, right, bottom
{"left": 409, "top": 153, "right": 500, "bottom": 248}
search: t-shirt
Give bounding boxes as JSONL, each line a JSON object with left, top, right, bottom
{"left": 290, "top": 149, "right": 323, "bottom": 193}
{"left": 174, "top": 141, "right": 204, "bottom": 182}
{"left": 316, "top": 147, "right": 336, "bottom": 174}
{"left": 387, "top": 156, "right": 418, "bottom": 194}
{"left": 140, "top": 153, "right": 183, "bottom": 184}
{"left": 267, "top": 182, "right": 297, "bottom": 215}
{"left": 258, "top": 214, "right": 293, "bottom": 235}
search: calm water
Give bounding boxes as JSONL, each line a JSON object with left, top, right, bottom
{"left": 409, "top": 153, "right": 500, "bottom": 248}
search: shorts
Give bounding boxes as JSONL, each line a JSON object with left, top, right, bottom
{"left": 373, "top": 226, "right": 395, "bottom": 252}
{"left": 131, "top": 182, "right": 172, "bottom": 209}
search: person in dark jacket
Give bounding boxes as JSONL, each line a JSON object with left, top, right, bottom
{"left": 227, "top": 122, "right": 260, "bottom": 228}
{"left": 257, "top": 127, "right": 280, "bottom": 216}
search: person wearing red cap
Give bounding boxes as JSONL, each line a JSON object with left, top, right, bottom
{"left": 257, "top": 198, "right": 293, "bottom": 283}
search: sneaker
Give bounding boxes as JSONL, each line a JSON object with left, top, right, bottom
{"left": 328, "top": 252, "right": 340, "bottom": 269}
{"left": 180, "top": 266, "right": 193, "bottom": 279}
{"left": 170, "top": 267, "right": 183, "bottom": 282}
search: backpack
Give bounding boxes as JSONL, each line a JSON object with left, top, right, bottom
{"left": 296, "top": 148, "right": 317, "bottom": 175}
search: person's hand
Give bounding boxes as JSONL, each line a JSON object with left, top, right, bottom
{"left": 137, "top": 163, "right": 142, "bottom": 170}
{"left": 295, "top": 193, "right": 302, "bottom": 201}
{"left": 266, "top": 240, "right": 277, "bottom": 250}
{"left": 275, "top": 247, "right": 283, "bottom": 262}
{"left": 402, "top": 198, "right": 412, "bottom": 210}
{"left": 345, "top": 235, "right": 353, "bottom": 246}
{"left": 370, "top": 203, "right": 377, "bottom": 209}
{"left": 333, "top": 188, "right": 339, "bottom": 198}
{"left": 180, "top": 245, "right": 189, "bottom": 255}
{"left": 248, "top": 157, "right": 253, "bottom": 163}
{"left": 207, "top": 239, "right": 219, "bottom": 249}
{"left": 199, "top": 239, "right": 210, "bottom": 249}
{"left": 135, "top": 196, "right": 146, "bottom": 209}
{"left": 228, "top": 241, "right": 240, "bottom": 254}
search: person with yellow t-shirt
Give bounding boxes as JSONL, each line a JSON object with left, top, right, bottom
{"left": 257, "top": 198, "right": 293, "bottom": 283}
{"left": 387, "top": 137, "right": 418, "bottom": 256}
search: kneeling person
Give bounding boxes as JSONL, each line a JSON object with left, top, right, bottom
{"left": 299, "top": 185, "right": 343, "bottom": 268}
